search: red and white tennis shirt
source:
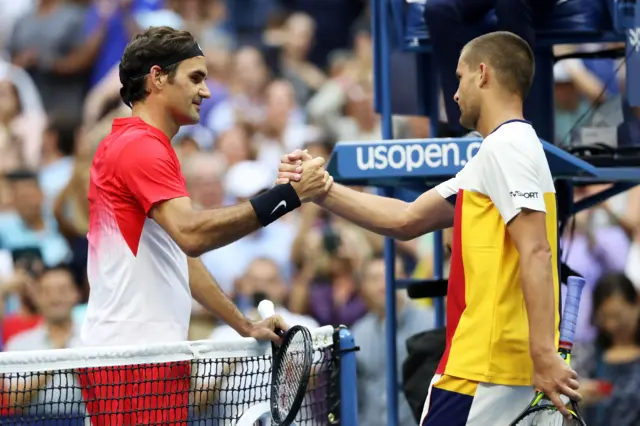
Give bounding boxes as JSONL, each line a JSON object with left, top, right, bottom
{"left": 82, "top": 117, "right": 191, "bottom": 347}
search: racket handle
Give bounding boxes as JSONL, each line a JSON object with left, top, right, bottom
{"left": 257, "top": 299, "right": 276, "bottom": 320}
{"left": 559, "top": 276, "right": 586, "bottom": 346}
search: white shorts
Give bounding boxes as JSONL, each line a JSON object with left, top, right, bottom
{"left": 420, "top": 374, "right": 535, "bottom": 426}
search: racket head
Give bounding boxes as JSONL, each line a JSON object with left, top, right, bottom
{"left": 270, "top": 325, "right": 314, "bottom": 426}
{"left": 509, "top": 394, "right": 587, "bottom": 426}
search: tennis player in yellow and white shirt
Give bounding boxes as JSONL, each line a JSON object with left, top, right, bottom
{"left": 277, "top": 31, "right": 582, "bottom": 425}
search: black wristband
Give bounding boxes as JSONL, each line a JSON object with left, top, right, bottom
{"left": 250, "top": 184, "right": 302, "bottom": 227}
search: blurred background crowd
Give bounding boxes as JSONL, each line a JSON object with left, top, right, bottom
{"left": 0, "top": 0, "right": 639, "bottom": 425}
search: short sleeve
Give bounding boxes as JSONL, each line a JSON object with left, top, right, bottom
{"left": 118, "top": 136, "right": 189, "bottom": 214}
{"left": 482, "top": 143, "right": 546, "bottom": 224}
{"left": 435, "top": 176, "right": 460, "bottom": 205}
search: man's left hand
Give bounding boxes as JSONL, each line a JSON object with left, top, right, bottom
{"left": 248, "top": 315, "right": 290, "bottom": 344}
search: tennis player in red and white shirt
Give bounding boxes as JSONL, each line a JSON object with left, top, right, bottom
{"left": 79, "top": 27, "right": 332, "bottom": 425}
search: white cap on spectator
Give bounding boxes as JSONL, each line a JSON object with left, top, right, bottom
{"left": 224, "top": 161, "right": 275, "bottom": 199}
{"left": 554, "top": 59, "right": 585, "bottom": 84}
{"left": 553, "top": 61, "right": 572, "bottom": 84}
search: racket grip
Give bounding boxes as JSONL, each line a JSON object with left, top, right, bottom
{"left": 559, "top": 276, "right": 586, "bottom": 346}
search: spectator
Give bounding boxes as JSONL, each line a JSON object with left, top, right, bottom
{"left": 39, "top": 115, "right": 78, "bottom": 210}
{"left": 3, "top": 265, "right": 83, "bottom": 417}
{"left": 83, "top": 0, "right": 164, "bottom": 88}
{"left": 214, "top": 257, "right": 318, "bottom": 336}
{"left": 53, "top": 159, "right": 91, "bottom": 292}
{"left": 182, "top": 152, "right": 226, "bottom": 210}
{"left": 7, "top": 0, "right": 110, "bottom": 117}
{"left": 214, "top": 124, "right": 255, "bottom": 168}
{"left": 253, "top": 79, "right": 308, "bottom": 167}
{"left": 0, "top": 171, "right": 70, "bottom": 268}
{"left": 353, "top": 254, "right": 434, "bottom": 426}
{"left": 0, "top": 263, "right": 41, "bottom": 346}
{"left": 288, "top": 204, "right": 369, "bottom": 328}
{"left": 205, "top": 46, "right": 271, "bottom": 138}
{"left": 272, "top": 12, "right": 327, "bottom": 106}
{"left": 0, "top": 78, "right": 45, "bottom": 173}
{"left": 553, "top": 60, "right": 592, "bottom": 147}
{"left": 562, "top": 187, "right": 630, "bottom": 345}
{"left": 580, "top": 273, "right": 640, "bottom": 426}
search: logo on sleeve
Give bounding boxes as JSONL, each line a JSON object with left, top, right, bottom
{"left": 510, "top": 191, "right": 539, "bottom": 199}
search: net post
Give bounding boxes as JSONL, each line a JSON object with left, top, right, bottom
{"left": 338, "top": 326, "right": 359, "bottom": 426}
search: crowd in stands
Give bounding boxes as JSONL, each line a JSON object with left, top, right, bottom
{"left": 0, "top": 0, "right": 638, "bottom": 425}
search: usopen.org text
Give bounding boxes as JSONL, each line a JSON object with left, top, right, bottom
{"left": 355, "top": 141, "right": 481, "bottom": 172}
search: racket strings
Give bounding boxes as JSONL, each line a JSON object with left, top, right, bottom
{"left": 515, "top": 409, "right": 583, "bottom": 426}
{"left": 274, "top": 332, "right": 309, "bottom": 417}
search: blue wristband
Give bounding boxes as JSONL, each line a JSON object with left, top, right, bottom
{"left": 250, "top": 184, "right": 301, "bottom": 227}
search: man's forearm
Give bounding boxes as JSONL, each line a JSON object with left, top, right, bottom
{"left": 520, "top": 246, "right": 557, "bottom": 358}
{"left": 188, "top": 257, "right": 252, "bottom": 337}
{"left": 318, "top": 184, "right": 452, "bottom": 240}
{"left": 318, "top": 184, "right": 411, "bottom": 239}
{"left": 186, "top": 202, "right": 262, "bottom": 256}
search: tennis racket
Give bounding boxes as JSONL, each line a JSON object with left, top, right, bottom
{"left": 257, "top": 300, "right": 314, "bottom": 426}
{"left": 509, "top": 276, "right": 587, "bottom": 426}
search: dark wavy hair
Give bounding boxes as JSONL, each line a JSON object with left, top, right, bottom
{"left": 119, "top": 26, "right": 198, "bottom": 107}
{"left": 591, "top": 273, "right": 640, "bottom": 350}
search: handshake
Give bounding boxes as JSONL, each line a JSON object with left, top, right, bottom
{"left": 275, "top": 149, "right": 334, "bottom": 203}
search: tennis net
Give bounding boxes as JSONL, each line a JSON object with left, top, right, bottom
{"left": 0, "top": 325, "right": 352, "bottom": 425}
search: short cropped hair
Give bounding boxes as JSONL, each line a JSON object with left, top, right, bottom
{"left": 462, "top": 31, "right": 535, "bottom": 98}
{"left": 119, "top": 26, "right": 198, "bottom": 106}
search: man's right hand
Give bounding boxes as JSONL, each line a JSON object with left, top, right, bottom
{"left": 276, "top": 149, "right": 313, "bottom": 185}
{"left": 532, "top": 351, "right": 582, "bottom": 418}
{"left": 288, "top": 156, "right": 333, "bottom": 203}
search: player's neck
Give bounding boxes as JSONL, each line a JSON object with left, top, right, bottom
{"left": 476, "top": 97, "right": 524, "bottom": 138}
{"left": 131, "top": 103, "right": 179, "bottom": 141}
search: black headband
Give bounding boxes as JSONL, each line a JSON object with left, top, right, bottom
{"left": 128, "top": 42, "right": 204, "bottom": 79}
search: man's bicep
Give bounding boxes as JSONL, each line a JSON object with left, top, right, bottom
{"left": 507, "top": 208, "right": 550, "bottom": 254}
{"left": 405, "top": 184, "right": 456, "bottom": 235}
{"left": 149, "top": 197, "right": 193, "bottom": 247}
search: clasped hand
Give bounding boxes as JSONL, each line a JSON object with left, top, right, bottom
{"left": 276, "top": 149, "right": 333, "bottom": 203}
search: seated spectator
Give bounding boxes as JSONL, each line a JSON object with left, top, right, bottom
{"left": 352, "top": 254, "right": 434, "bottom": 426}
{"left": 580, "top": 273, "right": 640, "bottom": 426}
{"left": 6, "top": 265, "right": 80, "bottom": 350}
{"left": 0, "top": 171, "right": 70, "bottom": 268}
{"left": 0, "top": 263, "right": 41, "bottom": 346}
{"left": 3, "top": 265, "right": 83, "bottom": 417}
{"left": 288, "top": 204, "right": 369, "bottom": 328}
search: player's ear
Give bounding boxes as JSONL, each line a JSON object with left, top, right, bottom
{"left": 149, "top": 65, "right": 166, "bottom": 90}
{"left": 478, "top": 63, "right": 488, "bottom": 88}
